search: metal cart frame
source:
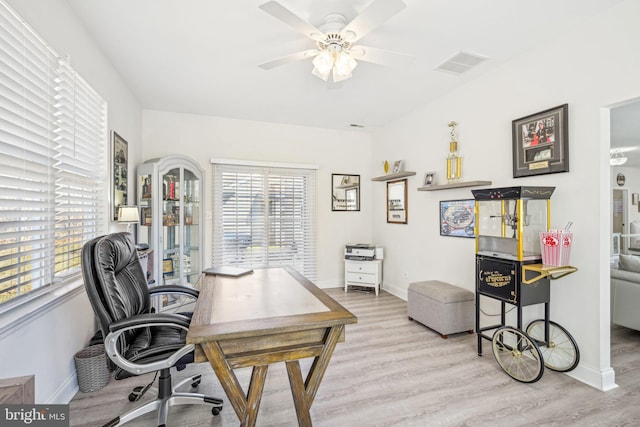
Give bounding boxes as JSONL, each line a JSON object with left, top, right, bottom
{"left": 476, "top": 262, "right": 579, "bottom": 383}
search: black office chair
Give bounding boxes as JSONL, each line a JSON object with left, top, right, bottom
{"left": 81, "top": 232, "right": 222, "bottom": 427}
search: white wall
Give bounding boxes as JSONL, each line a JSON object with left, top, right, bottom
{"left": 1, "top": 0, "right": 142, "bottom": 403}
{"left": 142, "top": 111, "right": 373, "bottom": 286}
{"left": 370, "top": 0, "right": 640, "bottom": 390}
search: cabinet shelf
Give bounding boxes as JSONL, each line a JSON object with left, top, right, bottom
{"left": 371, "top": 171, "right": 416, "bottom": 181}
{"left": 417, "top": 180, "right": 492, "bottom": 191}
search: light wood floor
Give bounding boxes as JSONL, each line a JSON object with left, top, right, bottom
{"left": 69, "top": 288, "right": 640, "bottom": 426}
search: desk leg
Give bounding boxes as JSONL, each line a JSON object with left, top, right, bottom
{"left": 246, "top": 366, "right": 268, "bottom": 426}
{"left": 201, "top": 341, "right": 269, "bottom": 427}
{"left": 285, "top": 325, "right": 344, "bottom": 427}
{"left": 286, "top": 361, "right": 312, "bottom": 427}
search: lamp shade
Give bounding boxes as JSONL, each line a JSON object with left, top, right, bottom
{"left": 117, "top": 205, "right": 140, "bottom": 223}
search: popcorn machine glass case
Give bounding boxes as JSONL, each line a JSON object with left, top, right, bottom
{"left": 472, "top": 186, "right": 554, "bottom": 306}
{"left": 473, "top": 186, "right": 554, "bottom": 262}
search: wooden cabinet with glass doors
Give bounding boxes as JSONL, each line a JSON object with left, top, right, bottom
{"left": 136, "top": 155, "right": 204, "bottom": 291}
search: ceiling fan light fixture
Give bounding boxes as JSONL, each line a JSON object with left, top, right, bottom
{"left": 312, "top": 50, "right": 333, "bottom": 74}
{"left": 334, "top": 52, "right": 357, "bottom": 75}
{"left": 311, "top": 49, "right": 357, "bottom": 82}
{"left": 312, "top": 66, "right": 330, "bottom": 81}
{"left": 610, "top": 149, "right": 628, "bottom": 166}
{"left": 332, "top": 67, "right": 351, "bottom": 83}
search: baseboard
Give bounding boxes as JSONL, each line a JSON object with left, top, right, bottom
{"left": 314, "top": 279, "right": 341, "bottom": 289}
{"left": 48, "top": 372, "right": 78, "bottom": 404}
{"left": 381, "top": 282, "right": 407, "bottom": 301}
{"left": 565, "top": 364, "right": 618, "bottom": 392}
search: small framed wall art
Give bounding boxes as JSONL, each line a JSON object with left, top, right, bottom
{"left": 439, "top": 199, "right": 475, "bottom": 238}
{"left": 512, "top": 104, "right": 569, "bottom": 178}
{"left": 332, "top": 174, "right": 360, "bottom": 211}
{"left": 387, "top": 179, "right": 408, "bottom": 224}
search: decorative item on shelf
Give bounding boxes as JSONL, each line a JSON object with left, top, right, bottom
{"left": 446, "top": 121, "right": 462, "bottom": 183}
{"left": 423, "top": 172, "right": 435, "bottom": 187}
{"left": 141, "top": 175, "right": 152, "bottom": 199}
{"left": 392, "top": 160, "right": 403, "bottom": 174}
{"left": 383, "top": 160, "right": 389, "bottom": 175}
{"left": 140, "top": 207, "right": 152, "bottom": 226}
{"left": 117, "top": 205, "right": 140, "bottom": 234}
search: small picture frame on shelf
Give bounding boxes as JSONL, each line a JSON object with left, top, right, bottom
{"left": 423, "top": 172, "right": 435, "bottom": 187}
{"left": 392, "top": 160, "right": 403, "bottom": 174}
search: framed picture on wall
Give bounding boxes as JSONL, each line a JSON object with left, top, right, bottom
{"left": 512, "top": 104, "right": 569, "bottom": 178}
{"left": 439, "top": 199, "right": 475, "bottom": 238}
{"left": 332, "top": 174, "right": 360, "bottom": 211}
{"left": 112, "top": 131, "right": 129, "bottom": 221}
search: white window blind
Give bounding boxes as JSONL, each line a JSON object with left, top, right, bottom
{"left": 0, "top": 0, "right": 107, "bottom": 307}
{"left": 53, "top": 60, "right": 107, "bottom": 275}
{"left": 212, "top": 163, "right": 316, "bottom": 280}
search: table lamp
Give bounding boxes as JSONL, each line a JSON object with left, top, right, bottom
{"left": 117, "top": 205, "right": 140, "bottom": 234}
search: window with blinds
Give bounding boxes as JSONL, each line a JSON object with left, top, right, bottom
{"left": 0, "top": 0, "right": 107, "bottom": 308}
{"left": 212, "top": 164, "right": 316, "bottom": 280}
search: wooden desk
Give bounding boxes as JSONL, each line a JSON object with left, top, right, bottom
{"left": 187, "top": 267, "right": 357, "bottom": 426}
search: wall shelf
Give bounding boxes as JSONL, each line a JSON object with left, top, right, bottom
{"left": 371, "top": 171, "right": 416, "bottom": 182}
{"left": 417, "top": 180, "right": 492, "bottom": 191}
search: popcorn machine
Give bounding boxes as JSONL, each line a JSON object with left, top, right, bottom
{"left": 472, "top": 186, "right": 579, "bottom": 383}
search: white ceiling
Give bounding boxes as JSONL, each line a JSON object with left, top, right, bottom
{"left": 66, "top": 0, "right": 624, "bottom": 132}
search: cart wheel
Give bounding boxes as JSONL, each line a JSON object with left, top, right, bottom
{"left": 526, "top": 319, "right": 580, "bottom": 372}
{"left": 491, "top": 326, "right": 544, "bottom": 383}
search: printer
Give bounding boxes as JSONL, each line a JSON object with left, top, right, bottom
{"left": 345, "top": 244, "right": 382, "bottom": 261}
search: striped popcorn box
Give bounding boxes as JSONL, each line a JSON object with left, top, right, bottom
{"left": 540, "top": 230, "right": 572, "bottom": 266}
{"left": 560, "top": 232, "right": 573, "bottom": 266}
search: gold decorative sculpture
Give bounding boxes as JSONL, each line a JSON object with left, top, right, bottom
{"left": 446, "top": 121, "right": 462, "bottom": 183}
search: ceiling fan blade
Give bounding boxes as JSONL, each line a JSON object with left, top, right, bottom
{"left": 341, "top": 0, "right": 406, "bottom": 43}
{"left": 258, "top": 50, "right": 319, "bottom": 70}
{"left": 349, "top": 45, "right": 414, "bottom": 68}
{"left": 259, "top": 1, "right": 324, "bottom": 41}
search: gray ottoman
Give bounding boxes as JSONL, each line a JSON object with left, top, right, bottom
{"left": 408, "top": 280, "right": 474, "bottom": 339}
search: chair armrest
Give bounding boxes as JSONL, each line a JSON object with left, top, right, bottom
{"left": 149, "top": 285, "right": 199, "bottom": 299}
{"left": 109, "top": 312, "right": 191, "bottom": 333}
{"left": 104, "top": 313, "right": 194, "bottom": 376}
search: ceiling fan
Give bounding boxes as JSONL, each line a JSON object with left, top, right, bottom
{"left": 258, "top": 0, "right": 413, "bottom": 83}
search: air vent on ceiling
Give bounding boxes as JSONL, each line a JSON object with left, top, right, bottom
{"left": 435, "top": 51, "right": 489, "bottom": 74}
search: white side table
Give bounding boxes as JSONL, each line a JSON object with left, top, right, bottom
{"left": 344, "top": 259, "right": 383, "bottom": 295}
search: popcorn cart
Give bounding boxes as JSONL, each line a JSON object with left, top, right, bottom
{"left": 472, "top": 186, "right": 579, "bottom": 383}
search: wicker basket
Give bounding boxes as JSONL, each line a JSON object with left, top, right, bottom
{"left": 74, "top": 344, "right": 110, "bottom": 392}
